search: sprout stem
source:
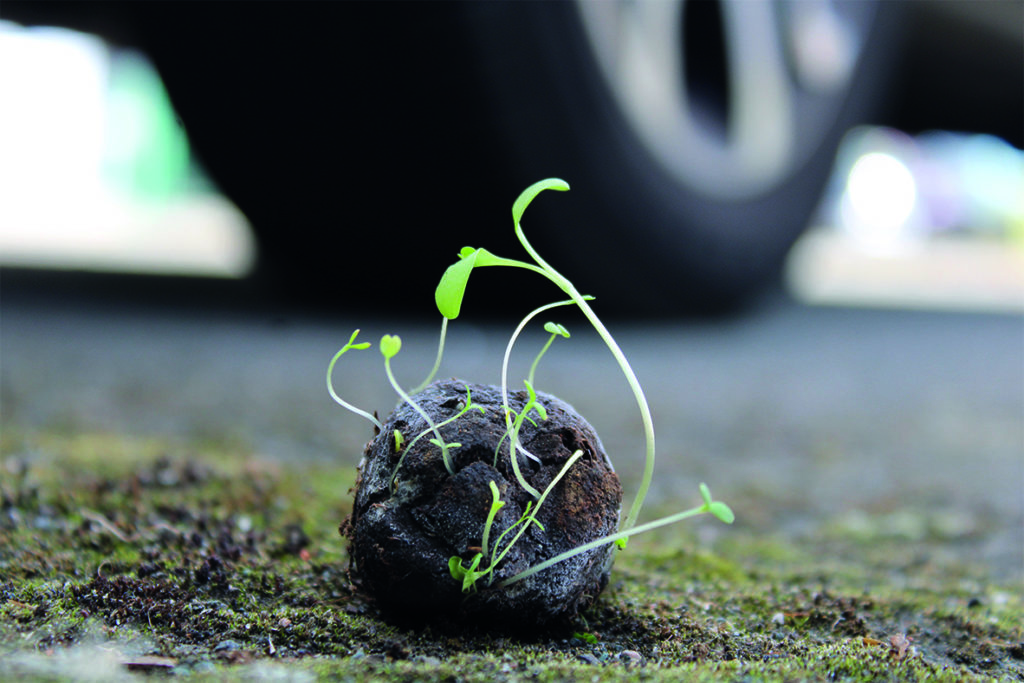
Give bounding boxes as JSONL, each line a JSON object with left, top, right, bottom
{"left": 513, "top": 218, "right": 656, "bottom": 533}
{"left": 488, "top": 449, "right": 583, "bottom": 579}
{"left": 327, "top": 331, "right": 383, "bottom": 432}
{"left": 527, "top": 333, "right": 556, "bottom": 388}
{"left": 498, "top": 298, "right": 579, "bottom": 498}
{"left": 391, "top": 386, "right": 482, "bottom": 487}
{"left": 410, "top": 316, "right": 448, "bottom": 395}
{"left": 497, "top": 500, "right": 708, "bottom": 588}
{"left": 384, "top": 356, "right": 454, "bottom": 475}
{"left": 480, "top": 480, "right": 504, "bottom": 559}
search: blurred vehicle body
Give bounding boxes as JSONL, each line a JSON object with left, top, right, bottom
{"left": 3, "top": 0, "right": 1020, "bottom": 315}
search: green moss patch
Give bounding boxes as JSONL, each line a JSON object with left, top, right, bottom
{"left": 2, "top": 429, "right": 1021, "bottom": 681}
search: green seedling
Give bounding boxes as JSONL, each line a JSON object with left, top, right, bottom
{"left": 380, "top": 334, "right": 458, "bottom": 475}
{"left": 390, "top": 385, "right": 484, "bottom": 489}
{"left": 530, "top": 322, "right": 569, "bottom": 387}
{"left": 480, "top": 480, "right": 506, "bottom": 558}
{"left": 435, "top": 178, "right": 656, "bottom": 537}
{"left": 496, "top": 378, "right": 546, "bottom": 498}
{"left": 330, "top": 178, "right": 734, "bottom": 601}
{"left": 450, "top": 449, "right": 584, "bottom": 593}
{"left": 326, "top": 329, "right": 382, "bottom": 431}
{"left": 495, "top": 482, "right": 732, "bottom": 588}
{"left": 496, "top": 298, "right": 587, "bottom": 496}
{"left": 448, "top": 480, "right": 506, "bottom": 592}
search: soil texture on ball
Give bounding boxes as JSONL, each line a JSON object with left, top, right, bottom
{"left": 345, "top": 379, "right": 622, "bottom": 626}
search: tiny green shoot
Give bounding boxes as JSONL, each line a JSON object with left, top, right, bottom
{"left": 480, "top": 480, "right": 505, "bottom": 558}
{"left": 380, "top": 334, "right": 456, "bottom": 475}
{"left": 327, "top": 329, "right": 383, "bottom": 431}
{"left": 495, "top": 483, "right": 733, "bottom": 589}
{"left": 497, "top": 379, "right": 545, "bottom": 498}
{"left": 528, "top": 321, "right": 569, "bottom": 387}
{"left": 484, "top": 448, "right": 583, "bottom": 585}
{"left": 390, "top": 385, "right": 484, "bottom": 489}
{"left": 448, "top": 553, "right": 484, "bottom": 594}
{"left": 495, "top": 297, "right": 587, "bottom": 497}
{"left": 330, "top": 178, "right": 734, "bottom": 601}
{"left": 449, "top": 449, "right": 585, "bottom": 593}
{"left": 437, "top": 178, "right": 656, "bottom": 534}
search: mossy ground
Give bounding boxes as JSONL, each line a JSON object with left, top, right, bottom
{"left": 2, "top": 428, "right": 1021, "bottom": 682}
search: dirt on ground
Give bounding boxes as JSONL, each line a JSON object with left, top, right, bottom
{"left": 2, "top": 429, "right": 1020, "bottom": 682}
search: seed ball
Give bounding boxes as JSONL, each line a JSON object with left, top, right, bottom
{"left": 344, "top": 379, "right": 622, "bottom": 626}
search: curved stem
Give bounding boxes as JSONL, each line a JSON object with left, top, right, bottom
{"left": 391, "top": 387, "right": 482, "bottom": 487}
{"left": 500, "top": 298, "right": 579, "bottom": 411}
{"left": 384, "top": 356, "right": 454, "bottom": 475}
{"left": 488, "top": 449, "right": 583, "bottom": 579}
{"left": 327, "top": 344, "right": 383, "bottom": 432}
{"left": 515, "top": 222, "right": 656, "bottom": 533}
{"left": 496, "top": 502, "right": 708, "bottom": 588}
{"left": 572, "top": 301, "right": 655, "bottom": 532}
{"left": 527, "top": 334, "right": 556, "bottom": 388}
{"left": 499, "top": 298, "right": 580, "bottom": 498}
{"left": 410, "top": 316, "right": 448, "bottom": 395}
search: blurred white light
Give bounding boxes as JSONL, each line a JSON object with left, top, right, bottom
{"left": 0, "top": 22, "right": 108, "bottom": 206}
{"left": 788, "top": 125, "right": 1024, "bottom": 313}
{"left": 841, "top": 151, "right": 918, "bottom": 251}
{"left": 0, "top": 20, "right": 255, "bottom": 278}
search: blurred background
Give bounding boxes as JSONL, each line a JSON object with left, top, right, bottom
{"left": 1, "top": 1, "right": 1021, "bottom": 579}
{"left": 0, "top": 0, "right": 1020, "bottom": 314}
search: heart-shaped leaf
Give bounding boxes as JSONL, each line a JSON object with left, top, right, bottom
{"left": 543, "top": 322, "right": 570, "bottom": 338}
{"left": 379, "top": 334, "right": 402, "bottom": 359}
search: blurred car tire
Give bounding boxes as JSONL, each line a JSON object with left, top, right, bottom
{"left": 2, "top": 0, "right": 900, "bottom": 315}
{"left": 460, "top": 0, "right": 899, "bottom": 313}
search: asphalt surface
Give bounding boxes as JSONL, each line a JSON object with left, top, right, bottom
{"left": 2, "top": 283, "right": 1021, "bottom": 580}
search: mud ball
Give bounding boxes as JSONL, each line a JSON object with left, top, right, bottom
{"left": 345, "top": 379, "right": 622, "bottom": 626}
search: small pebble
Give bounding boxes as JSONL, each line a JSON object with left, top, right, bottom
{"left": 618, "top": 650, "right": 642, "bottom": 667}
{"left": 213, "top": 640, "right": 239, "bottom": 652}
{"left": 577, "top": 652, "right": 601, "bottom": 665}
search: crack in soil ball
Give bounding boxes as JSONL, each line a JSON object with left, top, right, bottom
{"left": 344, "top": 379, "right": 622, "bottom": 626}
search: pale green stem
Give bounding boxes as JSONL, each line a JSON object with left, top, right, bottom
{"left": 527, "top": 333, "right": 557, "bottom": 388}
{"left": 496, "top": 502, "right": 710, "bottom": 588}
{"left": 504, "top": 409, "right": 540, "bottom": 499}
{"left": 480, "top": 481, "right": 504, "bottom": 558}
{"left": 391, "top": 388, "right": 481, "bottom": 487}
{"left": 513, "top": 221, "right": 656, "bottom": 533}
{"left": 499, "top": 298, "right": 579, "bottom": 498}
{"left": 488, "top": 449, "right": 583, "bottom": 578}
{"left": 410, "top": 316, "right": 448, "bottom": 395}
{"left": 384, "top": 356, "right": 454, "bottom": 475}
{"left": 572, "top": 302, "right": 655, "bottom": 532}
{"left": 327, "top": 347, "right": 383, "bottom": 432}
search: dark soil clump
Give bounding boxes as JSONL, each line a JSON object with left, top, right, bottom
{"left": 345, "top": 379, "right": 622, "bottom": 626}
